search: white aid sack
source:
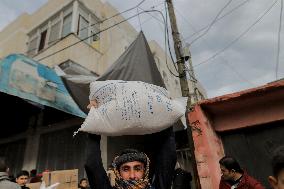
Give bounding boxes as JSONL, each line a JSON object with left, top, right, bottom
{"left": 76, "top": 80, "right": 187, "bottom": 136}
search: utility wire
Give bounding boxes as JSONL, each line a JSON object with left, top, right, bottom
{"left": 164, "top": 2, "right": 198, "bottom": 82}
{"left": 164, "top": 2, "right": 179, "bottom": 73}
{"left": 137, "top": 4, "right": 181, "bottom": 78}
{"left": 220, "top": 57, "right": 256, "bottom": 86}
{"left": 78, "top": 0, "right": 146, "bottom": 33}
{"left": 194, "top": 0, "right": 278, "bottom": 67}
{"left": 138, "top": 3, "right": 164, "bottom": 24}
{"left": 137, "top": 7, "right": 143, "bottom": 31}
{"left": 136, "top": 4, "right": 183, "bottom": 77}
{"left": 174, "top": 1, "right": 254, "bottom": 85}
{"left": 137, "top": 3, "right": 181, "bottom": 78}
{"left": 276, "top": 0, "right": 283, "bottom": 79}
{"left": 163, "top": 3, "right": 180, "bottom": 78}
{"left": 189, "top": 0, "right": 233, "bottom": 45}
{"left": 184, "top": 0, "right": 251, "bottom": 41}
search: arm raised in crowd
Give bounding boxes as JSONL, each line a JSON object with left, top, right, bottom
{"left": 84, "top": 134, "right": 112, "bottom": 189}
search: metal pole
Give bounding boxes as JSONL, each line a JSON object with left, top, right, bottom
{"left": 166, "top": 0, "right": 201, "bottom": 188}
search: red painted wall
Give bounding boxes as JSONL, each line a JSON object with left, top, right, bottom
{"left": 189, "top": 106, "right": 224, "bottom": 189}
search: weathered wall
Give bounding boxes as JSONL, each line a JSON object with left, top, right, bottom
{"left": 189, "top": 106, "right": 224, "bottom": 189}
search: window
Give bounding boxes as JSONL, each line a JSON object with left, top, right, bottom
{"left": 27, "top": 36, "right": 38, "bottom": 57}
{"left": 62, "top": 13, "right": 72, "bottom": 37}
{"left": 38, "top": 30, "right": 47, "bottom": 52}
{"left": 77, "top": 15, "right": 89, "bottom": 40}
{"left": 90, "top": 16, "right": 100, "bottom": 41}
{"left": 26, "top": 1, "right": 101, "bottom": 56}
{"left": 49, "top": 21, "right": 60, "bottom": 44}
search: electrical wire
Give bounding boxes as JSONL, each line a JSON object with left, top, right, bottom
{"left": 194, "top": 0, "right": 278, "bottom": 68}
{"left": 173, "top": 1, "right": 254, "bottom": 85}
{"left": 78, "top": 0, "right": 146, "bottom": 33}
{"left": 164, "top": 1, "right": 198, "bottom": 82}
{"left": 189, "top": 0, "right": 233, "bottom": 45}
{"left": 184, "top": 0, "right": 251, "bottom": 41}
{"left": 137, "top": 7, "right": 143, "bottom": 31}
{"left": 138, "top": 3, "right": 164, "bottom": 24}
{"left": 163, "top": 5, "right": 180, "bottom": 78}
{"left": 136, "top": 3, "right": 197, "bottom": 81}
{"left": 137, "top": 4, "right": 185, "bottom": 78}
{"left": 164, "top": 1, "right": 179, "bottom": 74}
{"left": 220, "top": 57, "right": 256, "bottom": 86}
{"left": 276, "top": 0, "right": 283, "bottom": 79}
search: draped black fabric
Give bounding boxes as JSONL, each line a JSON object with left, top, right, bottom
{"left": 220, "top": 120, "right": 284, "bottom": 188}
{"left": 62, "top": 32, "right": 165, "bottom": 114}
{"left": 36, "top": 126, "right": 88, "bottom": 178}
{"left": 0, "top": 139, "right": 26, "bottom": 177}
{"left": 97, "top": 32, "right": 165, "bottom": 87}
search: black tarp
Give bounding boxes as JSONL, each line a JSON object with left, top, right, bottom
{"left": 220, "top": 121, "right": 284, "bottom": 188}
{"left": 62, "top": 32, "right": 166, "bottom": 114}
{"left": 0, "top": 139, "right": 26, "bottom": 177}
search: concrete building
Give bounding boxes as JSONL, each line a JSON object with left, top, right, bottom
{"left": 0, "top": 0, "right": 206, "bottom": 183}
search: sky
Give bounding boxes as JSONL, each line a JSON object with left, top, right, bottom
{"left": 0, "top": 0, "right": 283, "bottom": 98}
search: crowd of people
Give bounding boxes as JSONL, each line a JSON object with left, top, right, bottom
{"left": 0, "top": 99, "right": 283, "bottom": 189}
{"left": 0, "top": 162, "right": 91, "bottom": 189}
{"left": 1, "top": 144, "right": 284, "bottom": 189}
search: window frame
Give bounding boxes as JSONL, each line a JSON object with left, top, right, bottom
{"left": 26, "top": 1, "right": 101, "bottom": 57}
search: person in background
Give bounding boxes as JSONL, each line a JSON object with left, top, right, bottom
{"left": 219, "top": 156, "right": 265, "bottom": 189}
{"left": 16, "top": 170, "right": 30, "bottom": 189}
{"left": 28, "top": 169, "right": 41, "bottom": 183}
{"left": 0, "top": 156, "right": 21, "bottom": 189}
{"left": 172, "top": 162, "right": 192, "bottom": 189}
{"left": 78, "top": 178, "right": 90, "bottom": 189}
{"left": 268, "top": 146, "right": 284, "bottom": 189}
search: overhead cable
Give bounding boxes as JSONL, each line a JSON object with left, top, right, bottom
{"left": 194, "top": 0, "right": 278, "bottom": 68}
{"left": 184, "top": 0, "right": 251, "bottom": 41}
{"left": 78, "top": 0, "right": 146, "bottom": 33}
{"left": 164, "top": 2, "right": 198, "bottom": 81}
{"left": 189, "top": 0, "right": 233, "bottom": 45}
{"left": 276, "top": 0, "right": 283, "bottom": 79}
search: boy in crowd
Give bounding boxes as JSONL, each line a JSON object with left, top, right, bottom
{"left": 16, "top": 170, "right": 30, "bottom": 189}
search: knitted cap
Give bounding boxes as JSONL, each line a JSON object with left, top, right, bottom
{"left": 113, "top": 149, "right": 148, "bottom": 169}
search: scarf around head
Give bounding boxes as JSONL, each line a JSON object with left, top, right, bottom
{"left": 112, "top": 152, "right": 151, "bottom": 189}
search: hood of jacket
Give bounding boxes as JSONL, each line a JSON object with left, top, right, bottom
{"left": 0, "top": 172, "right": 9, "bottom": 180}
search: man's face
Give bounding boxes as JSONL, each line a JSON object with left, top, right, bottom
{"left": 16, "top": 175, "right": 28, "bottom": 186}
{"left": 80, "top": 180, "right": 88, "bottom": 188}
{"left": 220, "top": 165, "right": 234, "bottom": 181}
{"left": 269, "top": 170, "right": 284, "bottom": 189}
{"left": 119, "top": 161, "right": 145, "bottom": 181}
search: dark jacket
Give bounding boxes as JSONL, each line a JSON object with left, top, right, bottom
{"left": 20, "top": 186, "right": 30, "bottom": 189}
{"left": 0, "top": 172, "right": 21, "bottom": 189}
{"left": 85, "top": 127, "right": 177, "bottom": 189}
{"left": 172, "top": 168, "right": 192, "bottom": 189}
{"left": 219, "top": 172, "right": 265, "bottom": 189}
